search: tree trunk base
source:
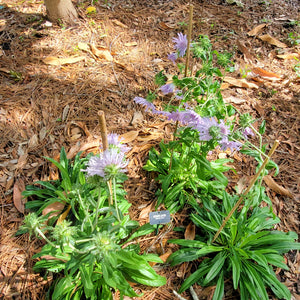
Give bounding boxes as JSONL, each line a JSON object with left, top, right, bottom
{"left": 44, "top": 0, "right": 78, "bottom": 25}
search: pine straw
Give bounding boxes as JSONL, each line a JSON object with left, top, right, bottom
{"left": 0, "top": 0, "right": 299, "bottom": 299}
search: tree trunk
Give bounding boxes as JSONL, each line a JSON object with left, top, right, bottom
{"left": 44, "top": 0, "right": 78, "bottom": 25}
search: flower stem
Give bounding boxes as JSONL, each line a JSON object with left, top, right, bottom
{"left": 94, "top": 186, "right": 103, "bottom": 229}
{"left": 36, "top": 228, "right": 58, "bottom": 248}
{"left": 112, "top": 177, "right": 121, "bottom": 222}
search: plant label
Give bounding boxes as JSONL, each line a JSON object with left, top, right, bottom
{"left": 149, "top": 210, "right": 170, "bottom": 225}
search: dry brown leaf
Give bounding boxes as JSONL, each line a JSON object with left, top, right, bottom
{"left": 112, "top": 19, "right": 128, "bottom": 28}
{"left": 43, "top": 56, "right": 86, "bottom": 65}
{"left": 42, "top": 201, "right": 65, "bottom": 218}
{"left": 13, "top": 179, "right": 26, "bottom": 213}
{"left": 139, "top": 201, "right": 155, "bottom": 219}
{"left": 263, "top": 175, "right": 294, "bottom": 198}
{"left": 0, "top": 67, "right": 10, "bottom": 74}
{"left": 158, "top": 22, "right": 175, "bottom": 31}
{"left": 277, "top": 53, "right": 300, "bottom": 59}
{"left": 16, "top": 152, "right": 28, "bottom": 169}
{"left": 90, "top": 44, "right": 113, "bottom": 61}
{"left": 236, "top": 40, "right": 254, "bottom": 63}
{"left": 57, "top": 204, "right": 72, "bottom": 224}
{"left": 184, "top": 222, "right": 196, "bottom": 240}
{"left": 159, "top": 250, "right": 172, "bottom": 263}
{"left": 247, "top": 24, "right": 268, "bottom": 36}
{"left": 120, "top": 130, "right": 139, "bottom": 143}
{"left": 28, "top": 134, "right": 39, "bottom": 150}
{"left": 131, "top": 111, "right": 144, "bottom": 126}
{"left": 137, "top": 132, "right": 163, "bottom": 142}
{"left": 223, "top": 77, "right": 259, "bottom": 89}
{"left": 224, "top": 96, "right": 247, "bottom": 104}
{"left": 220, "top": 82, "right": 231, "bottom": 90}
{"left": 251, "top": 67, "right": 282, "bottom": 81}
{"left": 176, "top": 262, "right": 188, "bottom": 278}
{"left": 259, "top": 34, "right": 287, "bottom": 48}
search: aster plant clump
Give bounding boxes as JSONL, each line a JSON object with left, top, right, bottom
{"left": 133, "top": 31, "right": 299, "bottom": 300}
{"left": 19, "top": 136, "right": 166, "bottom": 300}
{"left": 134, "top": 33, "right": 272, "bottom": 213}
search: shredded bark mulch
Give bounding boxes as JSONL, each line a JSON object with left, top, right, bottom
{"left": 0, "top": 0, "right": 299, "bottom": 299}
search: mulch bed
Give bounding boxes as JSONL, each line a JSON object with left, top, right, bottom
{"left": 0, "top": 0, "right": 299, "bottom": 299}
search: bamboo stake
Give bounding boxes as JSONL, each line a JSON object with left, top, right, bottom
{"left": 97, "top": 110, "right": 113, "bottom": 205}
{"left": 98, "top": 110, "right": 108, "bottom": 151}
{"left": 212, "top": 140, "right": 280, "bottom": 243}
{"left": 169, "top": 4, "right": 194, "bottom": 171}
{"left": 184, "top": 4, "right": 194, "bottom": 77}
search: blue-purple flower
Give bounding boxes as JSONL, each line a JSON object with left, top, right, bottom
{"left": 219, "top": 140, "right": 241, "bottom": 152}
{"left": 160, "top": 83, "right": 175, "bottom": 95}
{"left": 168, "top": 52, "right": 178, "bottom": 63}
{"left": 107, "top": 133, "right": 131, "bottom": 153}
{"left": 134, "top": 97, "right": 156, "bottom": 113}
{"left": 172, "top": 32, "right": 188, "bottom": 57}
{"left": 85, "top": 148, "right": 128, "bottom": 179}
{"left": 243, "top": 127, "right": 254, "bottom": 139}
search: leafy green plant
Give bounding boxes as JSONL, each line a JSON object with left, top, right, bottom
{"left": 167, "top": 190, "right": 300, "bottom": 300}
{"left": 144, "top": 130, "right": 232, "bottom": 213}
{"left": 19, "top": 138, "right": 166, "bottom": 299}
{"left": 133, "top": 28, "right": 299, "bottom": 300}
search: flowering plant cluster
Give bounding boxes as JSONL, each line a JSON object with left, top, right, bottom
{"left": 19, "top": 141, "right": 166, "bottom": 300}
{"left": 133, "top": 33, "right": 299, "bottom": 299}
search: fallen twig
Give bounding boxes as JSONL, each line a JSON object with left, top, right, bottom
{"left": 173, "top": 290, "right": 187, "bottom": 300}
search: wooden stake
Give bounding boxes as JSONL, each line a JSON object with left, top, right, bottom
{"left": 184, "top": 4, "right": 194, "bottom": 77}
{"left": 98, "top": 110, "right": 108, "bottom": 151}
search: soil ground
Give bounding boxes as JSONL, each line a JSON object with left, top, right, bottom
{"left": 0, "top": 0, "right": 299, "bottom": 299}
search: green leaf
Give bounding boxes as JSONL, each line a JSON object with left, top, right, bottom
{"left": 155, "top": 70, "right": 167, "bottom": 86}
{"left": 264, "top": 253, "right": 289, "bottom": 270}
{"left": 229, "top": 249, "right": 241, "bottom": 290}
{"left": 178, "top": 260, "right": 211, "bottom": 293}
{"left": 168, "top": 246, "right": 223, "bottom": 266}
{"left": 259, "top": 120, "right": 266, "bottom": 134}
{"left": 44, "top": 156, "right": 72, "bottom": 190}
{"left": 254, "top": 264, "right": 291, "bottom": 300}
{"left": 243, "top": 261, "right": 269, "bottom": 300}
{"left": 79, "top": 264, "right": 95, "bottom": 298}
{"left": 125, "top": 223, "right": 155, "bottom": 243}
{"left": 202, "top": 251, "right": 227, "bottom": 286}
{"left": 212, "top": 271, "right": 224, "bottom": 300}
{"left": 168, "top": 239, "right": 206, "bottom": 248}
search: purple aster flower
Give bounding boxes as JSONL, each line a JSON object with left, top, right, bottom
{"left": 172, "top": 32, "right": 188, "bottom": 57}
{"left": 243, "top": 127, "right": 254, "bottom": 139}
{"left": 218, "top": 120, "right": 230, "bottom": 136}
{"left": 107, "top": 133, "right": 131, "bottom": 153}
{"left": 179, "top": 109, "right": 202, "bottom": 127}
{"left": 134, "top": 97, "right": 156, "bottom": 113}
{"left": 195, "top": 117, "right": 217, "bottom": 141}
{"left": 85, "top": 148, "right": 128, "bottom": 179}
{"left": 160, "top": 83, "right": 175, "bottom": 95}
{"left": 168, "top": 52, "right": 178, "bottom": 63}
{"left": 220, "top": 140, "right": 241, "bottom": 152}
{"left": 166, "top": 110, "right": 182, "bottom": 123}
